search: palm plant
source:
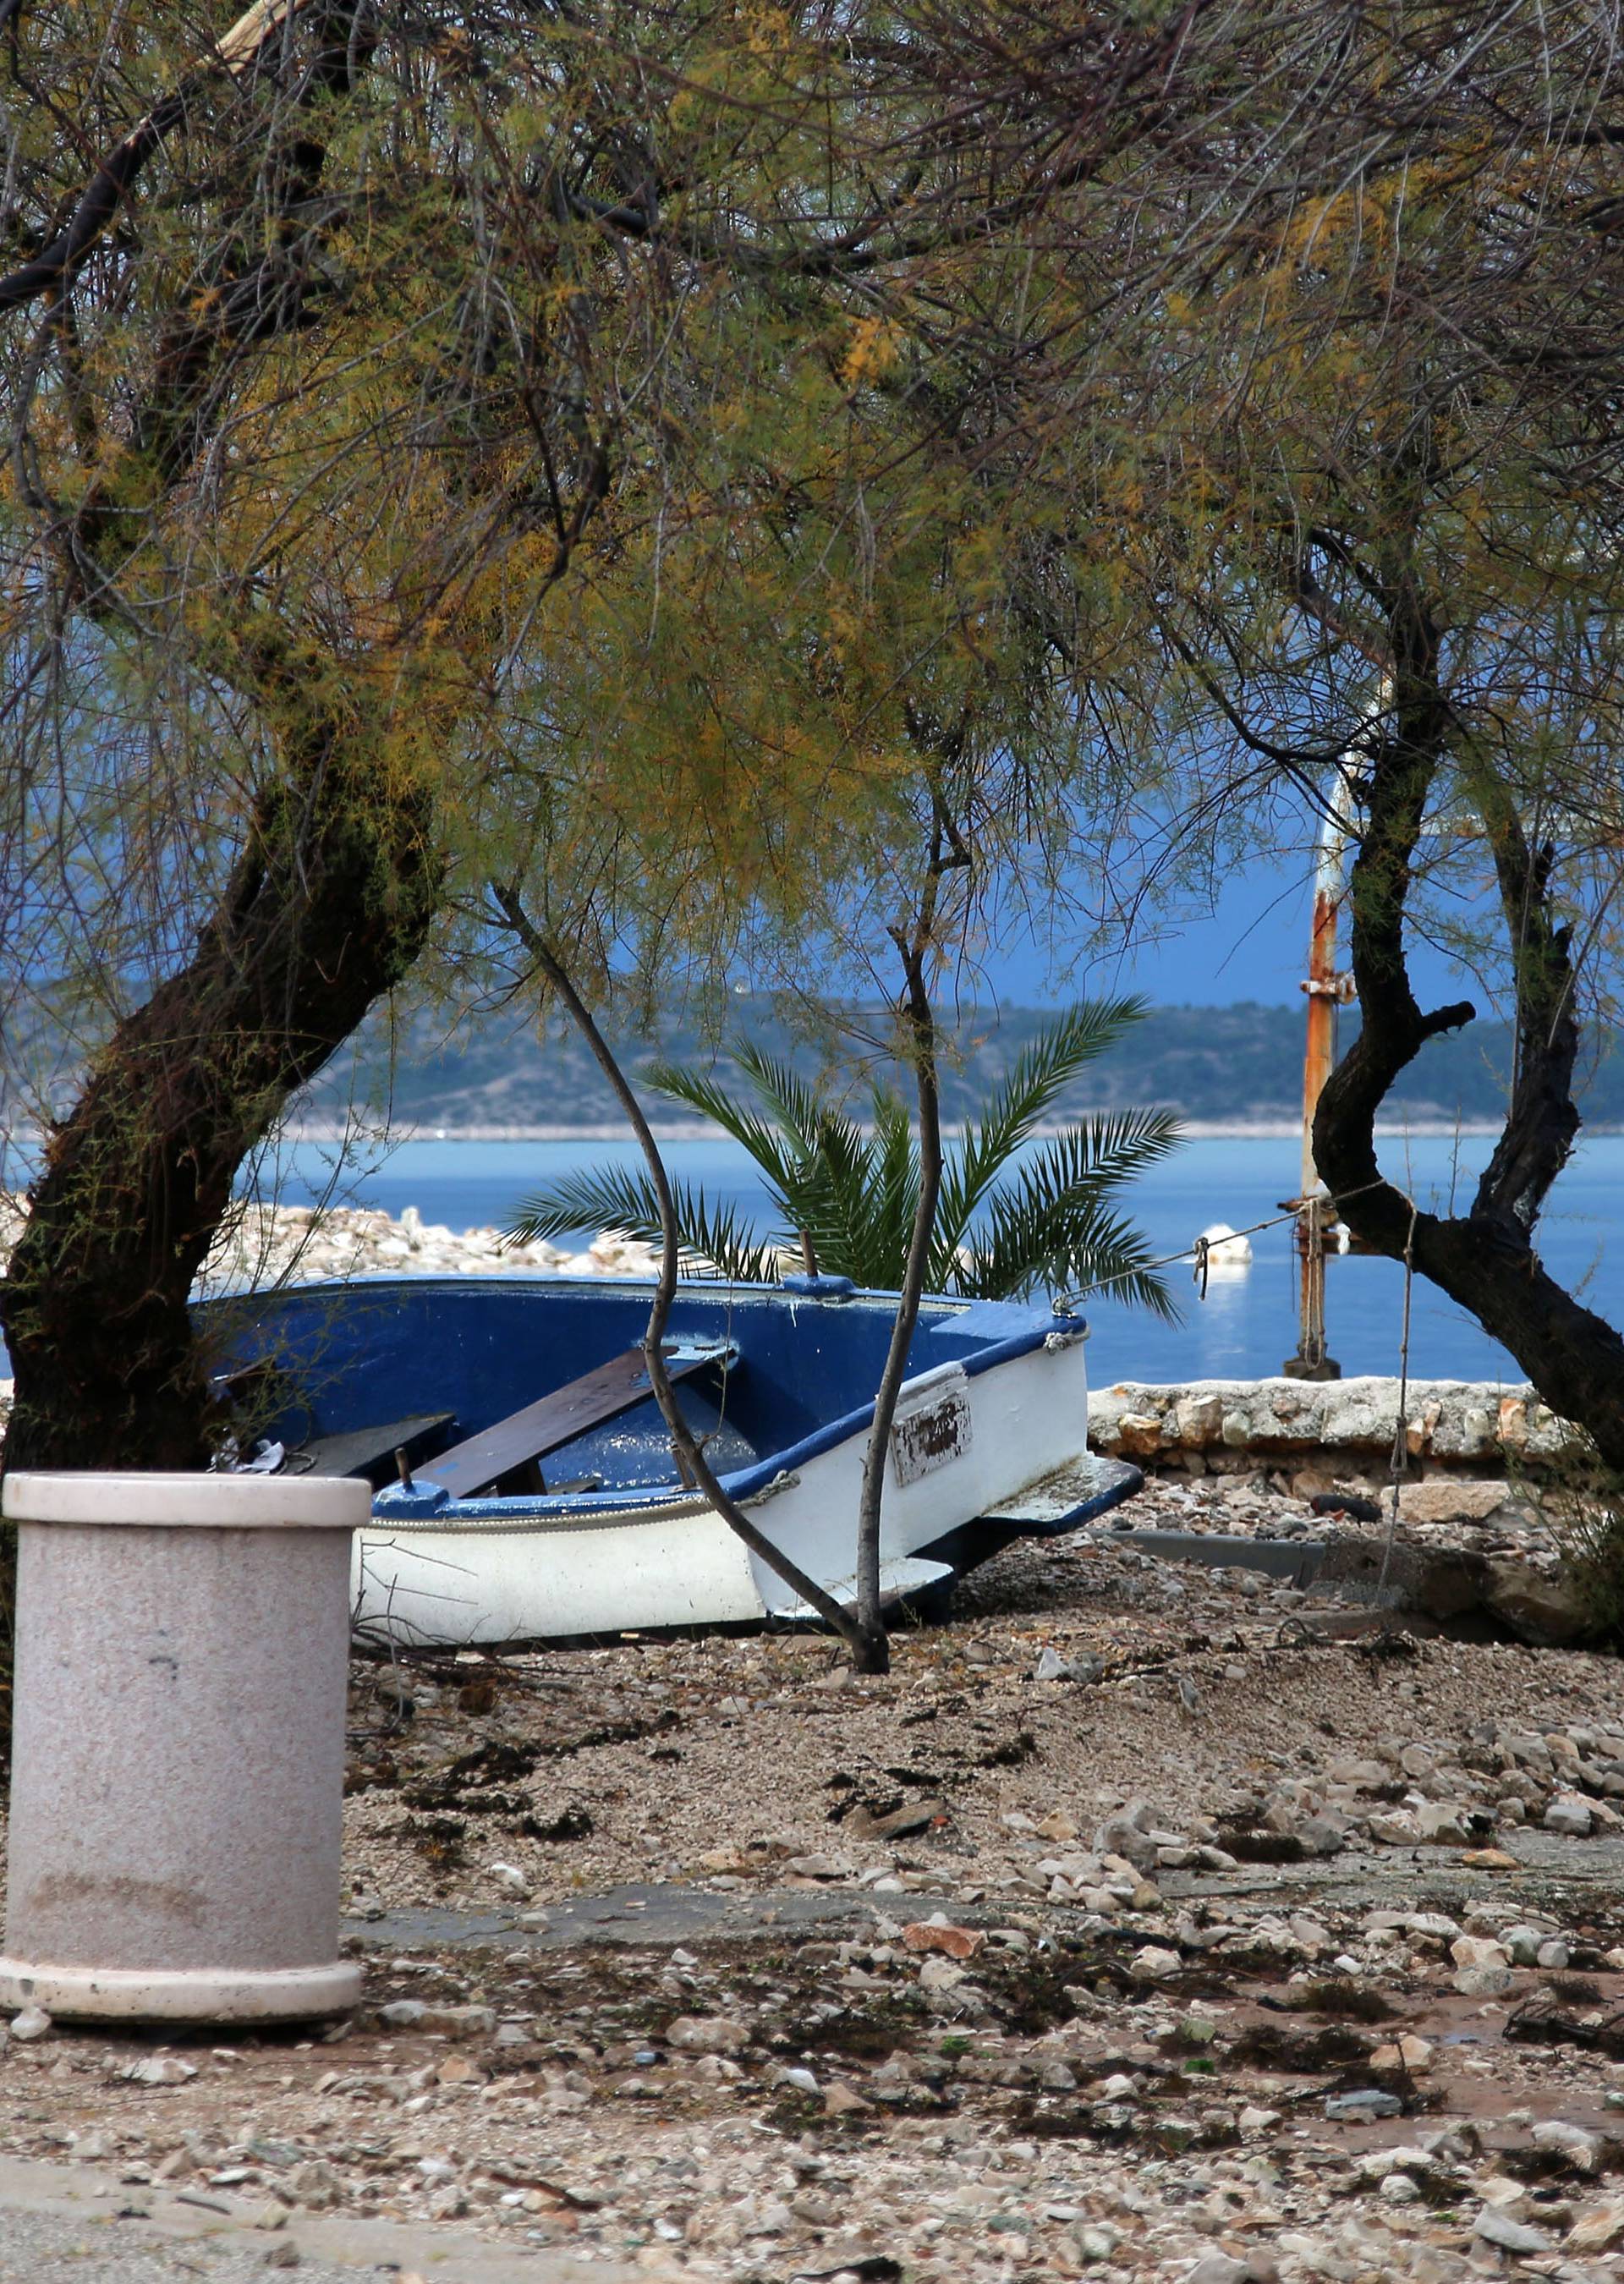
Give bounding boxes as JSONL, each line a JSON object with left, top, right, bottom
{"left": 505, "top": 1000, "right": 1182, "bottom": 1315}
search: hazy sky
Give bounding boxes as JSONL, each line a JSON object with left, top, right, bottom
{"left": 976, "top": 854, "right": 1487, "bottom": 1012}
{"left": 976, "top": 858, "right": 1319, "bottom": 1007}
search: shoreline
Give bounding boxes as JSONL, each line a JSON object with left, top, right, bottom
{"left": 9, "top": 1117, "right": 1621, "bottom": 1150}
{"left": 268, "top": 1117, "right": 1588, "bottom": 1145}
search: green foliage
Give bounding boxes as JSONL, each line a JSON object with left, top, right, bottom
{"left": 507, "top": 1002, "right": 1182, "bottom": 1312}
{"left": 1527, "top": 1443, "right": 1624, "bottom": 1647}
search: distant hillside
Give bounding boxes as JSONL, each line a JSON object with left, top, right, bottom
{"left": 290, "top": 998, "right": 1624, "bottom": 1134}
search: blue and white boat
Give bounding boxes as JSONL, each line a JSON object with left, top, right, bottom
{"left": 207, "top": 1273, "right": 1139, "bottom": 1645}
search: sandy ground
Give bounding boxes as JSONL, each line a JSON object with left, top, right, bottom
{"left": 5, "top": 1474, "right": 1624, "bottom": 2283}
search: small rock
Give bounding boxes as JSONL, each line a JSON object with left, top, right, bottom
{"left": 1500, "top": 1924, "right": 1545, "bottom": 1966}
{"left": 843, "top": 1798, "right": 943, "bottom": 1842}
{"left": 1462, "top": 1847, "right": 1520, "bottom": 1870}
{"left": 782, "top": 1853, "right": 853, "bottom": 1880}
{"left": 1452, "top": 1933, "right": 1510, "bottom": 1968}
{"left": 1474, "top": 2204, "right": 1555, "bottom": 2254}
{"left": 261, "top": 2248, "right": 301, "bottom": 2270}
{"left": 822, "top": 2081, "right": 871, "bottom": 2117}
{"left": 1451, "top": 1933, "right": 1513, "bottom": 1995}
{"left": 1544, "top": 1795, "right": 1594, "bottom": 1837}
{"left": 1325, "top": 2089, "right": 1402, "bottom": 2120}
{"left": 1369, "top": 1809, "right": 1422, "bottom": 1846}
{"left": 118, "top": 2056, "right": 198, "bottom": 2086}
{"left": 1093, "top": 1801, "right": 1160, "bottom": 1873}
{"left": 1456, "top": 1962, "right": 1516, "bottom": 1997}
{"left": 1127, "top": 1946, "right": 1182, "bottom": 1982}
{"left": 1398, "top": 1480, "right": 1508, "bottom": 1526}
{"left": 667, "top": 2016, "right": 749, "bottom": 2054}
{"left": 417, "top": 2003, "right": 496, "bottom": 2039}
{"left": 1184, "top": 2255, "right": 1250, "bottom": 2284}
{"left": 1034, "top": 1647, "right": 1072, "bottom": 1682}
{"left": 8, "top": 2007, "right": 51, "bottom": 2042}
{"left": 1532, "top": 2119, "right": 1602, "bottom": 2173}
{"left": 1415, "top": 1802, "right": 1472, "bottom": 1846}
{"left": 901, "top": 1919, "right": 985, "bottom": 1960}
{"left": 1567, "top": 2203, "right": 1624, "bottom": 2254}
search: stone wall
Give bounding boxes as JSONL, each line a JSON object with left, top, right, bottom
{"left": 1087, "top": 1377, "right": 1578, "bottom": 1480}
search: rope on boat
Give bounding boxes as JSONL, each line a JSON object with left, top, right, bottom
{"left": 1054, "top": 1175, "right": 1396, "bottom": 1313}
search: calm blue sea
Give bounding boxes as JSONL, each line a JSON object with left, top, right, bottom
{"left": 258, "top": 1131, "right": 1624, "bottom": 1386}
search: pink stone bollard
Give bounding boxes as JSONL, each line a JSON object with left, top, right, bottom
{"left": 0, "top": 1469, "right": 367, "bottom": 2022}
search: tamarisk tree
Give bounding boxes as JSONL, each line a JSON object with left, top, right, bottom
{"left": 1129, "top": 4, "right": 1624, "bottom": 1467}
{"left": 0, "top": 0, "right": 1218, "bottom": 1469}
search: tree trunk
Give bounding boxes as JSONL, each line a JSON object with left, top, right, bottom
{"left": 852, "top": 941, "right": 945, "bottom": 1677}
{"left": 1311, "top": 582, "right": 1624, "bottom": 1474}
{"left": 0, "top": 717, "right": 442, "bottom": 1471}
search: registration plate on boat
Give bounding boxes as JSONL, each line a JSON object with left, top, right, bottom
{"left": 891, "top": 1370, "right": 973, "bottom": 1485}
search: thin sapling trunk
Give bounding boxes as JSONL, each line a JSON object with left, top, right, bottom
{"left": 851, "top": 933, "right": 945, "bottom": 1676}
{"left": 491, "top": 887, "right": 878, "bottom": 1659}
{"left": 851, "top": 809, "right": 969, "bottom": 1675}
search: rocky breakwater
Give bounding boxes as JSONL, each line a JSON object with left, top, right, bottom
{"left": 196, "top": 1200, "right": 659, "bottom": 1288}
{"left": 1089, "top": 1376, "right": 1580, "bottom": 1480}
{"left": 0, "top": 1190, "right": 660, "bottom": 1293}
{"left": 0, "top": 1192, "right": 660, "bottom": 1429}
{"left": 1090, "top": 1378, "right": 1605, "bottom": 1646}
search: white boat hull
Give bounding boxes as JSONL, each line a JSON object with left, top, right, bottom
{"left": 353, "top": 1326, "right": 1095, "bottom": 1645}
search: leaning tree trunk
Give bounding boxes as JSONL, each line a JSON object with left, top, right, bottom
{"left": 1311, "top": 583, "right": 1624, "bottom": 1476}
{"left": 0, "top": 717, "right": 442, "bottom": 1471}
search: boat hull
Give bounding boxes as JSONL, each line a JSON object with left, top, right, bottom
{"left": 207, "top": 1274, "right": 1126, "bottom": 1645}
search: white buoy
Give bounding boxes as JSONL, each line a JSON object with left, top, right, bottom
{"left": 1197, "top": 1222, "right": 1253, "bottom": 1271}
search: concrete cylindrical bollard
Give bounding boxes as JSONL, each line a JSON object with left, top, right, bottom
{"left": 0, "top": 1469, "right": 368, "bottom": 2023}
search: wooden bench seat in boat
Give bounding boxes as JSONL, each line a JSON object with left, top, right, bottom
{"left": 294, "top": 1410, "right": 456, "bottom": 1490}
{"left": 428, "top": 1340, "right": 734, "bottom": 1500}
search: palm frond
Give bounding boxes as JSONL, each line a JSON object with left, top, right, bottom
{"left": 513, "top": 1006, "right": 1180, "bottom": 1313}
{"left": 857, "top": 1085, "right": 919, "bottom": 1288}
{"left": 644, "top": 1060, "right": 802, "bottom": 1198}
{"left": 733, "top": 1042, "right": 859, "bottom": 1166}
{"left": 504, "top": 1167, "right": 784, "bottom": 1285}
{"left": 966, "top": 1134, "right": 1182, "bottom": 1318}
{"left": 938, "top": 997, "right": 1152, "bottom": 1248}
{"left": 504, "top": 1165, "right": 668, "bottom": 1250}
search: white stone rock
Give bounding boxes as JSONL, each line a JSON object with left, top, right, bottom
{"left": 1474, "top": 2203, "right": 1554, "bottom": 2254}
{"left": 1532, "top": 2119, "right": 1602, "bottom": 2173}
{"left": 1567, "top": 2202, "right": 1624, "bottom": 2253}
{"left": 118, "top": 2056, "right": 198, "bottom": 2085}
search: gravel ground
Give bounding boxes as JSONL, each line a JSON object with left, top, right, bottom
{"left": 330, "top": 1509, "right": 1616, "bottom": 1919}
{"left": 0, "top": 2204, "right": 387, "bottom": 2284}
{"left": 6, "top": 1514, "right": 1624, "bottom": 2283}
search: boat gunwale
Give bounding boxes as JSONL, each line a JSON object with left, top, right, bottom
{"left": 204, "top": 1272, "right": 1089, "bottom": 1523}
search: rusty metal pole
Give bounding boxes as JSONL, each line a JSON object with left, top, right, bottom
{"left": 1281, "top": 806, "right": 1352, "bottom": 1380}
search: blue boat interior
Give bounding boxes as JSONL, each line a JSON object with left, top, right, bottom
{"left": 202, "top": 1275, "right": 1073, "bottom": 1513}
